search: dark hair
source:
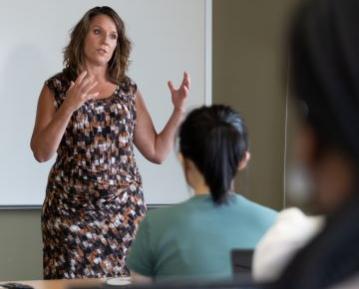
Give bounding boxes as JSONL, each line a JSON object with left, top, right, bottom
{"left": 63, "top": 6, "right": 131, "bottom": 82}
{"left": 269, "top": 2, "right": 359, "bottom": 288}
{"left": 290, "top": 0, "right": 359, "bottom": 167}
{"left": 179, "top": 105, "right": 249, "bottom": 205}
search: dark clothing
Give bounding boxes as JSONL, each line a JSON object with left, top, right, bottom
{"left": 269, "top": 0, "right": 359, "bottom": 287}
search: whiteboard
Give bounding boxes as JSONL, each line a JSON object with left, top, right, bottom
{"left": 0, "top": 0, "right": 212, "bottom": 207}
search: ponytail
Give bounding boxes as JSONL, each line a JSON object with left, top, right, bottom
{"left": 179, "top": 105, "right": 248, "bottom": 205}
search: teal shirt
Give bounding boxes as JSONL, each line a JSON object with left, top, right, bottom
{"left": 127, "top": 194, "right": 277, "bottom": 281}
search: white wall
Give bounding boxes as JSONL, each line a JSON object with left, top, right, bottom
{"left": 0, "top": 0, "right": 211, "bottom": 206}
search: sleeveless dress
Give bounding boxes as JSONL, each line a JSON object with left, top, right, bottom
{"left": 41, "top": 72, "right": 146, "bottom": 279}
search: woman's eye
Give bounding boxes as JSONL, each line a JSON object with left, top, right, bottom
{"left": 93, "top": 29, "right": 101, "bottom": 34}
{"left": 110, "top": 34, "right": 118, "bottom": 40}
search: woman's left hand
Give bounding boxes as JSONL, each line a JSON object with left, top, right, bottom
{"left": 168, "top": 72, "right": 191, "bottom": 112}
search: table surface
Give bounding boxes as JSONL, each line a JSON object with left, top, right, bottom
{"left": 0, "top": 278, "right": 131, "bottom": 289}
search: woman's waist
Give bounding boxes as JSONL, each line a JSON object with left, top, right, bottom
{"left": 49, "top": 165, "right": 142, "bottom": 187}
{"left": 42, "top": 185, "right": 146, "bottom": 220}
{"left": 45, "top": 175, "right": 144, "bottom": 210}
{"left": 53, "top": 155, "right": 140, "bottom": 176}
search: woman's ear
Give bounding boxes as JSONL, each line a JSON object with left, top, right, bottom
{"left": 238, "top": 151, "right": 251, "bottom": 171}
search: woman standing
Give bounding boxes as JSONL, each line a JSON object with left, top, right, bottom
{"left": 30, "top": 6, "right": 190, "bottom": 279}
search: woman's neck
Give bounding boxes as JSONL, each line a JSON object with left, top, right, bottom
{"left": 84, "top": 63, "right": 108, "bottom": 82}
{"left": 193, "top": 185, "right": 210, "bottom": 196}
{"left": 188, "top": 173, "right": 210, "bottom": 196}
{"left": 182, "top": 157, "right": 210, "bottom": 196}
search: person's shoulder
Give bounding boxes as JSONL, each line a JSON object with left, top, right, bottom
{"left": 119, "top": 75, "right": 138, "bottom": 94}
{"left": 146, "top": 203, "right": 182, "bottom": 221}
{"left": 45, "top": 72, "right": 61, "bottom": 88}
{"left": 234, "top": 194, "right": 277, "bottom": 218}
{"left": 271, "top": 207, "right": 324, "bottom": 236}
{"left": 45, "top": 69, "right": 71, "bottom": 93}
{"left": 145, "top": 198, "right": 197, "bottom": 225}
{"left": 144, "top": 206, "right": 170, "bottom": 225}
{"left": 140, "top": 207, "right": 172, "bottom": 236}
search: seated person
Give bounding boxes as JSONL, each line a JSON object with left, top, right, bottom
{"left": 126, "top": 105, "right": 277, "bottom": 283}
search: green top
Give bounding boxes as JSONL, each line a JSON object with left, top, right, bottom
{"left": 127, "top": 194, "right": 277, "bottom": 281}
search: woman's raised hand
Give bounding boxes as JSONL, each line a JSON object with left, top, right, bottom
{"left": 64, "top": 71, "right": 99, "bottom": 112}
{"left": 167, "top": 72, "right": 191, "bottom": 112}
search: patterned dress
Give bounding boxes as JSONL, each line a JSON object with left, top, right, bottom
{"left": 42, "top": 72, "right": 146, "bottom": 279}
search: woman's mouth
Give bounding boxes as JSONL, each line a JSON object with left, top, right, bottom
{"left": 97, "top": 48, "right": 107, "bottom": 55}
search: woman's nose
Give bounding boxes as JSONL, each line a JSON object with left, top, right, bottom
{"left": 101, "top": 34, "right": 110, "bottom": 44}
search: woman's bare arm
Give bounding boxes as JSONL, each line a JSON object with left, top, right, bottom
{"left": 134, "top": 72, "right": 190, "bottom": 164}
{"left": 30, "top": 71, "right": 98, "bottom": 162}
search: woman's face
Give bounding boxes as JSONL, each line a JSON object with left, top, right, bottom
{"left": 83, "top": 14, "right": 118, "bottom": 67}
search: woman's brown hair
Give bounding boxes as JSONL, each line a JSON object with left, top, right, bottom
{"left": 63, "top": 6, "right": 131, "bottom": 83}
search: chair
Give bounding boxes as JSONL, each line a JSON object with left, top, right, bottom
{"left": 231, "top": 249, "right": 254, "bottom": 275}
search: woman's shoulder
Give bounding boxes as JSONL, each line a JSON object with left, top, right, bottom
{"left": 146, "top": 204, "right": 181, "bottom": 221}
{"left": 266, "top": 208, "right": 324, "bottom": 236}
{"left": 118, "top": 75, "right": 138, "bottom": 94}
{"left": 233, "top": 194, "right": 278, "bottom": 218}
{"left": 144, "top": 200, "right": 194, "bottom": 225}
{"left": 45, "top": 69, "right": 71, "bottom": 93}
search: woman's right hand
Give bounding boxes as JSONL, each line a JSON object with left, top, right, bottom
{"left": 30, "top": 71, "right": 98, "bottom": 162}
{"left": 63, "top": 71, "right": 99, "bottom": 112}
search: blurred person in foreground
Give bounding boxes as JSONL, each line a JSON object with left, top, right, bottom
{"left": 262, "top": 0, "right": 359, "bottom": 288}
